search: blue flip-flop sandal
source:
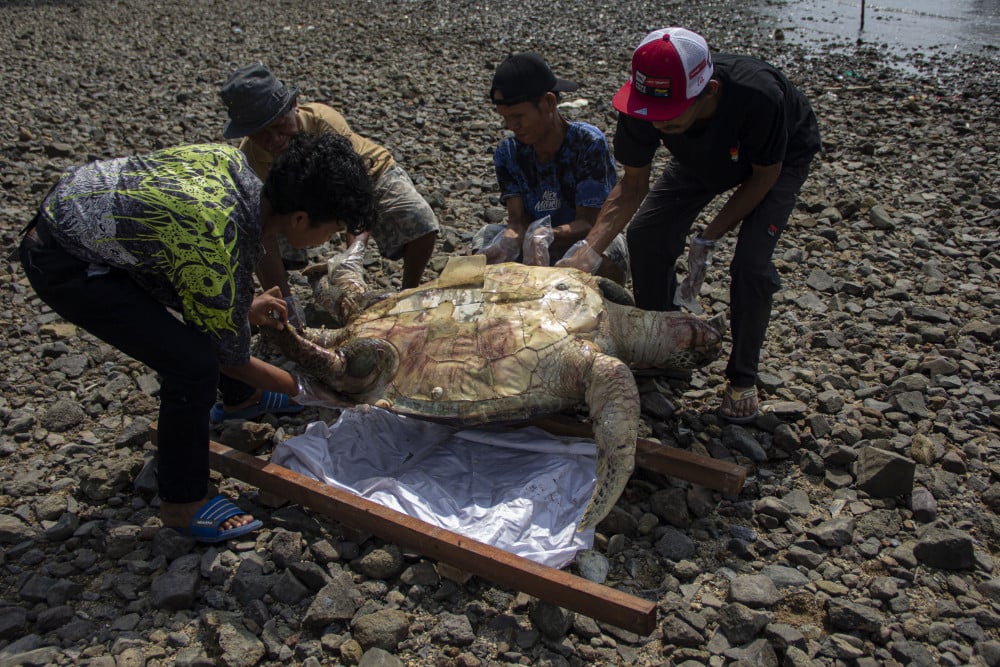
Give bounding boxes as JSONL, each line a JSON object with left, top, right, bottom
{"left": 175, "top": 495, "right": 263, "bottom": 544}
{"left": 209, "top": 390, "right": 305, "bottom": 424}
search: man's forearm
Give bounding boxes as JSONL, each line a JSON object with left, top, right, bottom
{"left": 587, "top": 197, "right": 642, "bottom": 253}
{"left": 703, "top": 163, "right": 782, "bottom": 240}
{"left": 504, "top": 198, "right": 530, "bottom": 236}
{"left": 552, "top": 216, "right": 597, "bottom": 246}
{"left": 583, "top": 166, "right": 651, "bottom": 254}
{"left": 221, "top": 356, "right": 298, "bottom": 396}
{"left": 256, "top": 235, "right": 292, "bottom": 296}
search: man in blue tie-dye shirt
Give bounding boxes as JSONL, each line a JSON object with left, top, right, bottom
{"left": 473, "top": 53, "right": 629, "bottom": 284}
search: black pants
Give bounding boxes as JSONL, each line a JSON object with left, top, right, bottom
{"left": 626, "top": 160, "right": 812, "bottom": 388}
{"left": 18, "top": 224, "right": 250, "bottom": 503}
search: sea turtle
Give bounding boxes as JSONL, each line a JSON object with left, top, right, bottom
{"left": 268, "top": 242, "right": 722, "bottom": 530}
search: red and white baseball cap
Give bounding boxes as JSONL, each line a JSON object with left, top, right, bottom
{"left": 612, "top": 27, "right": 714, "bottom": 122}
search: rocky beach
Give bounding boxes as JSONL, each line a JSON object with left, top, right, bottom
{"left": 1, "top": 0, "right": 999, "bottom": 665}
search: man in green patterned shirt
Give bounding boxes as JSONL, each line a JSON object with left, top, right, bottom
{"left": 19, "top": 133, "right": 373, "bottom": 542}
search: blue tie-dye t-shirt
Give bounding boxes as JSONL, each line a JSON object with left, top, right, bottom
{"left": 493, "top": 122, "right": 616, "bottom": 225}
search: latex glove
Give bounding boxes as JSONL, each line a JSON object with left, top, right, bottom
{"left": 291, "top": 374, "right": 352, "bottom": 408}
{"left": 521, "top": 216, "right": 554, "bottom": 266}
{"left": 555, "top": 239, "right": 603, "bottom": 274}
{"left": 284, "top": 294, "right": 306, "bottom": 329}
{"left": 673, "top": 235, "right": 716, "bottom": 315}
{"left": 346, "top": 231, "right": 371, "bottom": 249}
{"left": 477, "top": 226, "right": 522, "bottom": 264}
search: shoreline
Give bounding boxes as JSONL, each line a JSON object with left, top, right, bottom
{"left": 750, "top": 0, "right": 1000, "bottom": 58}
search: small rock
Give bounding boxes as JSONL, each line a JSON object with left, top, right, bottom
{"left": 352, "top": 609, "right": 410, "bottom": 651}
{"left": 529, "top": 602, "right": 573, "bottom": 639}
{"left": 913, "top": 525, "right": 976, "bottom": 570}
{"left": 855, "top": 446, "right": 916, "bottom": 498}
{"left": 728, "top": 574, "right": 781, "bottom": 608}
{"left": 574, "top": 549, "right": 609, "bottom": 583}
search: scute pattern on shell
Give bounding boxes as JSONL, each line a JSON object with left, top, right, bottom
{"left": 345, "top": 260, "right": 607, "bottom": 420}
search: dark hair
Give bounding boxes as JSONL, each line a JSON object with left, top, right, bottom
{"left": 263, "top": 133, "right": 375, "bottom": 235}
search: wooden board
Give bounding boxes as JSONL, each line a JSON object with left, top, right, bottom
{"left": 206, "top": 439, "right": 657, "bottom": 635}
{"left": 530, "top": 415, "right": 746, "bottom": 496}
{"left": 151, "top": 417, "right": 748, "bottom": 635}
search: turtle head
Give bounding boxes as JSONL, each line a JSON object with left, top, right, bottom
{"left": 338, "top": 338, "right": 399, "bottom": 400}
{"left": 265, "top": 326, "right": 398, "bottom": 400}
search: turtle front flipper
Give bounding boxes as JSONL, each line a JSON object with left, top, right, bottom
{"left": 560, "top": 342, "right": 638, "bottom": 531}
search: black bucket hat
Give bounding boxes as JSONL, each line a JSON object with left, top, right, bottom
{"left": 220, "top": 63, "right": 300, "bottom": 139}
{"left": 490, "top": 52, "right": 579, "bottom": 106}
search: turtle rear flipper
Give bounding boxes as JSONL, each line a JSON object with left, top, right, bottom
{"left": 604, "top": 302, "right": 722, "bottom": 370}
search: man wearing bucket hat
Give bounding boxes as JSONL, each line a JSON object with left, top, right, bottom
{"left": 558, "top": 27, "right": 820, "bottom": 423}
{"left": 220, "top": 63, "right": 439, "bottom": 301}
{"left": 473, "top": 53, "right": 629, "bottom": 284}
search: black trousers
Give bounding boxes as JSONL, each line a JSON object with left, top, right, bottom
{"left": 626, "top": 159, "right": 812, "bottom": 388}
{"left": 19, "top": 224, "right": 251, "bottom": 503}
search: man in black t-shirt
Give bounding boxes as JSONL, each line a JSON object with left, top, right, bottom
{"left": 557, "top": 27, "right": 820, "bottom": 423}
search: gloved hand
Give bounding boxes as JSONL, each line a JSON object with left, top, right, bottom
{"left": 477, "top": 226, "right": 522, "bottom": 264}
{"left": 521, "top": 216, "right": 554, "bottom": 266}
{"left": 346, "top": 231, "right": 371, "bottom": 250}
{"left": 555, "top": 239, "right": 603, "bottom": 274}
{"left": 673, "top": 235, "right": 716, "bottom": 315}
{"left": 284, "top": 294, "right": 306, "bottom": 329}
{"left": 291, "top": 374, "right": 351, "bottom": 408}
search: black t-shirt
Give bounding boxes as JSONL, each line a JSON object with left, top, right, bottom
{"left": 613, "top": 53, "right": 821, "bottom": 191}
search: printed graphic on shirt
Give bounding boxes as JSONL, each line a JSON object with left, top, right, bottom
{"left": 43, "top": 145, "right": 259, "bottom": 348}
{"left": 536, "top": 190, "right": 561, "bottom": 213}
{"left": 113, "top": 147, "right": 242, "bottom": 336}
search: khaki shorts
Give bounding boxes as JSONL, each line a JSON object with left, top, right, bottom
{"left": 371, "top": 165, "right": 440, "bottom": 260}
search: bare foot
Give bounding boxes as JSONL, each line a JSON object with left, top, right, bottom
{"left": 719, "top": 384, "right": 759, "bottom": 424}
{"left": 161, "top": 496, "right": 256, "bottom": 533}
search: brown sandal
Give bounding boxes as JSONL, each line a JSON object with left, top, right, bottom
{"left": 718, "top": 384, "right": 758, "bottom": 424}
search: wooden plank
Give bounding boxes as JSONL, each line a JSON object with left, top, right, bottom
{"left": 205, "top": 440, "right": 657, "bottom": 635}
{"left": 529, "top": 415, "right": 747, "bottom": 496}
{"left": 152, "top": 415, "right": 742, "bottom": 635}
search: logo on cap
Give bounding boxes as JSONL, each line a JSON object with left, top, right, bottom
{"left": 689, "top": 59, "right": 709, "bottom": 81}
{"left": 634, "top": 72, "right": 673, "bottom": 99}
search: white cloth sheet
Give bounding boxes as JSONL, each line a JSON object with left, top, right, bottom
{"left": 271, "top": 405, "right": 595, "bottom": 568}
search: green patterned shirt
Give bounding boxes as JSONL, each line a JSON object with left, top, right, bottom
{"left": 39, "top": 144, "right": 263, "bottom": 365}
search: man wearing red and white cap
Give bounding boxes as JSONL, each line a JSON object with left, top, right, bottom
{"left": 557, "top": 27, "right": 820, "bottom": 423}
